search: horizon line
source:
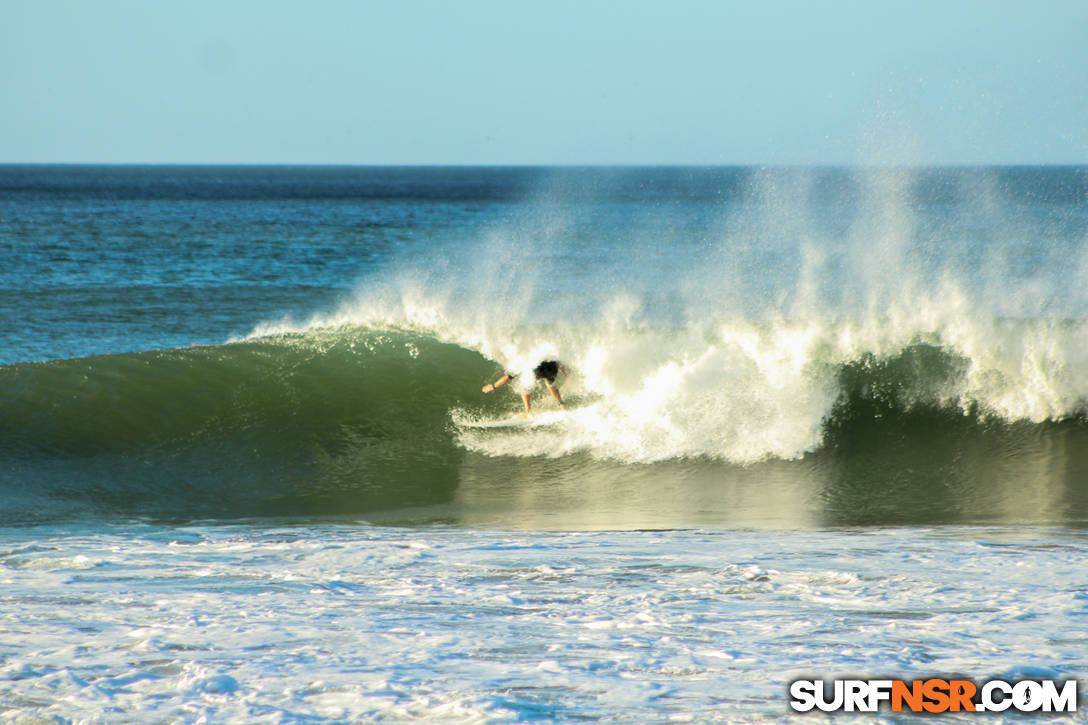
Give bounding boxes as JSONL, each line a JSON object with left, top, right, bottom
{"left": 2, "top": 161, "right": 1086, "bottom": 169}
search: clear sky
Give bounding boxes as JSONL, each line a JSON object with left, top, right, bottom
{"left": 3, "top": 0, "right": 1086, "bottom": 165}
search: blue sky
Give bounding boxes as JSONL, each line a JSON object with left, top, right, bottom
{"left": 3, "top": 0, "right": 1086, "bottom": 165}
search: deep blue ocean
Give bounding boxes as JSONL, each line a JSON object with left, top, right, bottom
{"left": 1, "top": 165, "right": 1087, "bottom": 722}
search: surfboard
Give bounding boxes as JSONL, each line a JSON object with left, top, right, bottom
{"left": 460, "top": 410, "right": 567, "bottom": 429}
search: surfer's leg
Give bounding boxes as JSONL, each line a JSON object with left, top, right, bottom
{"left": 521, "top": 391, "right": 532, "bottom": 415}
{"left": 547, "top": 384, "right": 566, "bottom": 409}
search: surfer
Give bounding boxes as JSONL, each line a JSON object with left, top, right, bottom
{"left": 482, "top": 360, "right": 568, "bottom": 414}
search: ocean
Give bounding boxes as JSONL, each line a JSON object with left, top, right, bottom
{"left": 1, "top": 165, "right": 1086, "bottom": 722}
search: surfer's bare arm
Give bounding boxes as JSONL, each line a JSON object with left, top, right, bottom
{"left": 557, "top": 363, "right": 575, "bottom": 389}
{"left": 482, "top": 374, "right": 512, "bottom": 393}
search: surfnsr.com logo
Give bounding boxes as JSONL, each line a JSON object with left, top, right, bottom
{"left": 789, "top": 678, "right": 1078, "bottom": 714}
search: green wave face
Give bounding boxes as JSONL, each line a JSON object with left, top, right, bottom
{"left": 2, "top": 325, "right": 1088, "bottom": 528}
{"left": 0, "top": 329, "right": 494, "bottom": 522}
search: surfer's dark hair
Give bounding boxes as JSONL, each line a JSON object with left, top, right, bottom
{"left": 533, "top": 360, "right": 559, "bottom": 383}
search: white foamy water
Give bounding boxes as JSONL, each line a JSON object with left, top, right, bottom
{"left": 2, "top": 524, "right": 1085, "bottom": 723}
{"left": 248, "top": 297, "right": 1088, "bottom": 464}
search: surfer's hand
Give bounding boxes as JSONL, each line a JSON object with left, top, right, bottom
{"left": 482, "top": 383, "right": 494, "bottom": 393}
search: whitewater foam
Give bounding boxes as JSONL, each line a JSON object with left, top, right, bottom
{"left": 240, "top": 290, "right": 1088, "bottom": 465}
{"left": 2, "top": 523, "right": 1085, "bottom": 723}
